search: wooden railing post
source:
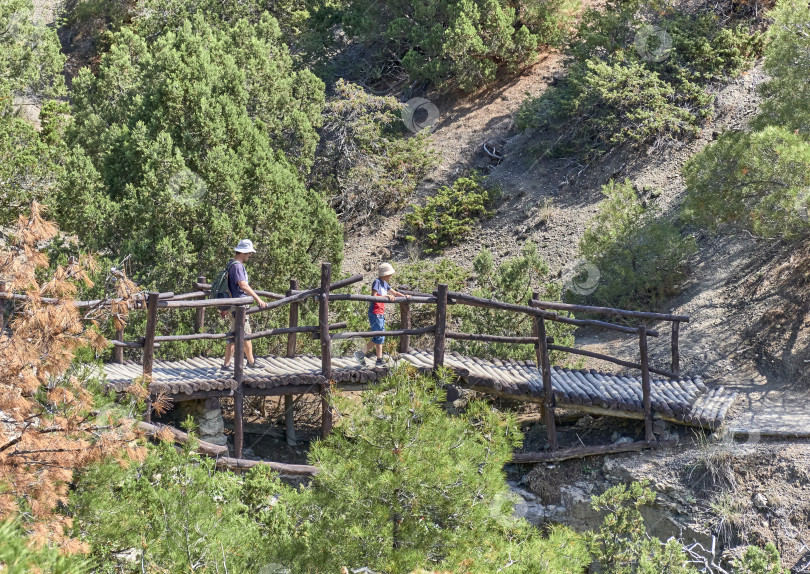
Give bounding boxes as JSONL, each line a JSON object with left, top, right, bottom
{"left": 433, "top": 284, "right": 448, "bottom": 371}
{"left": 287, "top": 279, "right": 299, "bottom": 358}
{"left": 319, "top": 264, "right": 333, "bottom": 435}
{"left": 399, "top": 298, "right": 411, "bottom": 353}
{"left": 233, "top": 305, "right": 246, "bottom": 457}
{"left": 671, "top": 320, "right": 680, "bottom": 377}
{"left": 113, "top": 327, "right": 124, "bottom": 364}
{"left": 285, "top": 278, "right": 299, "bottom": 447}
{"left": 193, "top": 275, "right": 206, "bottom": 333}
{"left": 142, "top": 292, "right": 160, "bottom": 423}
{"left": 639, "top": 324, "right": 653, "bottom": 441}
{"left": 0, "top": 281, "right": 6, "bottom": 333}
{"left": 531, "top": 292, "right": 558, "bottom": 451}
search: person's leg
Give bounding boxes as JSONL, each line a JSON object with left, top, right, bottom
{"left": 375, "top": 342, "right": 383, "bottom": 359}
{"left": 244, "top": 341, "right": 255, "bottom": 364}
{"left": 243, "top": 318, "right": 255, "bottom": 365}
{"left": 223, "top": 342, "right": 234, "bottom": 367}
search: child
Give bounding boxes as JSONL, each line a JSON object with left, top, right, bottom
{"left": 355, "top": 262, "right": 410, "bottom": 366}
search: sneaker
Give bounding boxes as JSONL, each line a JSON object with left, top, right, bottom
{"left": 354, "top": 350, "right": 367, "bottom": 366}
{"left": 220, "top": 363, "right": 233, "bottom": 371}
{"left": 375, "top": 358, "right": 386, "bottom": 367}
{"left": 246, "top": 361, "right": 257, "bottom": 369}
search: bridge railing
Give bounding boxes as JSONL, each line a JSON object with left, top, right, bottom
{"left": 0, "top": 262, "right": 689, "bottom": 458}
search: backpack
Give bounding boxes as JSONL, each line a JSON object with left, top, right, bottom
{"left": 210, "top": 260, "right": 238, "bottom": 311}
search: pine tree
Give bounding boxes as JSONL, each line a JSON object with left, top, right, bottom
{"left": 53, "top": 13, "right": 342, "bottom": 292}
{"left": 283, "top": 368, "right": 589, "bottom": 573}
{"left": 0, "top": 203, "right": 145, "bottom": 547}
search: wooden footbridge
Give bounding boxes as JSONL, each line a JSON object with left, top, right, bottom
{"left": 1, "top": 263, "right": 738, "bottom": 462}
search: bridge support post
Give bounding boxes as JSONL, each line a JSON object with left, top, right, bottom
{"left": 433, "top": 284, "right": 448, "bottom": 371}
{"left": 142, "top": 292, "right": 159, "bottom": 423}
{"left": 399, "top": 299, "right": 411, "bottom": 354}
{"left": 194, "top": 275, "right": 206, "bottom": 333}
{"left": 0, "top": 281, "right": 5, "bottom": 333}
{"left": 532, "top": 291, "right": 558, "bottom": 451}
{"left": 319, "top": 264, "right": 334, "bottom": 435}
{"left": 286, "top": 279, "right": 299, "bottom": 446}
{"left": 233, "top": 305, "right": 246, "bottom": 458}
{"left": 639, "top": 324, "right": 654, "bottom": 442}
{"left": 113, "top": 327, "right": 124, "bottom": 364}
{"left": 671, "top": 320, "right": 680, "bottom": 377}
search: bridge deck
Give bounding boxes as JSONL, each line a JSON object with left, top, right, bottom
{"left": 102, "top": 350, "right": 737, "bottom": 429}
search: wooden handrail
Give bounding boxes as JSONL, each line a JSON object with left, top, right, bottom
{"left": 547, "top": 344, "right": 679, "bottom": 379}
{"left": 0, "top": 290, "right": 174, "bottom": 308}
{"left": 327, "top": 293, "right": 436, "bottom": 304}
{"left": 446, "top": 332, "right": 554, "bottom": 345}
{"left": 447, "top": 291, "right": 660, "bottom": 336}
{"left": 331, "top": 326, "right": 436, "bottom": 340}
{"left": 530, "top": 299, "right": 690, "bottom": 323}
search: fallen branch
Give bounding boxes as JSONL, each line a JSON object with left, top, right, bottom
{"left": 511, "top": 439, "right": 677, "bottom": 463}
{"left": 136, "top": 421, "right": 228, "bottom": 456}
{"left": 214, "top": 457, "right": 318, "bottom": 476}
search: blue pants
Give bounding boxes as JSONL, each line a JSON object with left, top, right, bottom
{"left": 369, "top": 312, "right": 385, "bottom": 344}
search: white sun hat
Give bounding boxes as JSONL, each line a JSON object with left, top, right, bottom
{"left": 378, "top": 262, "right": 395, "bottom": 277}
{"left": 234, "top": 239, "right": 257, "bottom": 253}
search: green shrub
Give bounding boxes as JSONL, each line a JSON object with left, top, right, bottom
{"left": 311, "top": 79, "right": 437, "bottom": 222}
{"left": 0, "top": 0, "right": 67, "bottom": 224}
{"left": 284, "top": 368, "right": 590, "bottom": 572}
{"left": 683, "top": 127, "right": 810, "bottom": 239}
{"left": 53, "top": 13, "right": 342, "bottom": 294}
{"left": 683, "top": 0, "right": 810, "bottom": 240}
{"left": 405, "top": 174, "right": 500, "bottom": 253}
{"left": 516, "top": 0, "right": 762, "bottom": 158}
{"left": 578, "top": 179, "right": 696, "bottom": 309}
{"left": 71, "top": 438, "right": 293, "bottom": 572}
{"left": 334, "top": 0, "right": 579, "bottom": 92}
{"left": 732, "top": 543, "right": 788, "bottom": 574}
{"left": 587, "top": 481, "right": 698, "bottom": 573}
{"left": 0, "top": 520, "right": 91, "bottom": 574}
{"left": 454, "top": 244, "right": 577, "bottom": 363}
{"left": 752, "top": 0, "right": 810, "bottom": 137}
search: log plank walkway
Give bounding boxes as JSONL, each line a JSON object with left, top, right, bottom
{"left": 3, "top": 262, "right": 740, "bottom": 460}
{"left": 102, "top": 349, "right": 737, "bottom": 430}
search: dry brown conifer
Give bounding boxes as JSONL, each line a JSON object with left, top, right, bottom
{"left": 0, "top": 203, "right": 146, "bottom": 549}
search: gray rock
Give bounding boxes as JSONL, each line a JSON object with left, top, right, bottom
{"left": 752, "top": 492, "right": 768, "bottom": 509}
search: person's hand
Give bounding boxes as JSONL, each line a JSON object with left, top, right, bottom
{"left": 219, "top": 310, "right": 229, "bottom": 320}
{"left": 257, "top": 299, "right": 269, "bottom": 309}
{"left": 387, "top": 294, "right": 396, "bottom": 301}
{"left": 405, "top": 294, "right": 412, "bottom": 299}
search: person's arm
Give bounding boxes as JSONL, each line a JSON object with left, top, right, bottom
{"left": 239, "top": 281, "right": 268, "bottom": 309}
{"left": 387, "top": 288, "right": 411, "bottom": 300}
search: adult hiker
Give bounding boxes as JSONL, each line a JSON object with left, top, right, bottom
{"left": 355, "top": 262, "right": 410, "bottom": 366}
{"left": 219, "top": 239, "right": 268, "bottom": 370}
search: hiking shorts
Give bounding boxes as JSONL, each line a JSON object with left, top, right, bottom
{"left": 369, "top": 312, "right": 385, "bottom": 344}
{"left": 229, "top": 312, "right": 252, "bottom": 337}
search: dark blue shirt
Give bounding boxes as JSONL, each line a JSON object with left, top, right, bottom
{"left": 369, "top": 278, "right": 390, "bottom": 315}
{"left": 227, "top": 260, "right": 248, "bottom": 298}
